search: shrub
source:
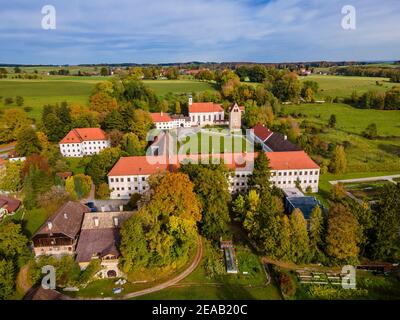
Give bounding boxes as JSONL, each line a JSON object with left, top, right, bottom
{"left": 4, "top": 97, "right": 13, "bottom": 105}
{"left": 278, "top": 272, "right": 296, "bottom": 297}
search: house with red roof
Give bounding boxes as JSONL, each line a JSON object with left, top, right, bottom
{"left": 188, "top": 97, "right": 225, "bottom": 126}
{"left": 252, "top": 124, "right": 302, "bottom": 152}
{"left": 59, "top": 128, "right": 110, "bottom": 157}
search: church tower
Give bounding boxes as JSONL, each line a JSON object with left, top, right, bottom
{"left": 229, "top": 103, "right": 243, "bottom": 131}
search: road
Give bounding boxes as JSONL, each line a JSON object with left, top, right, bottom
{"left": 329, "top": 174, "right": 400, "bottom": 185}
{"left": 120, "top": 236, "right": 203, "bottom": 300}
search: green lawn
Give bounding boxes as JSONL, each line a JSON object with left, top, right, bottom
{"left": 301, "top": 74, "right": 400, "bottom": 99}
{"left": 180, "top": 130, "right": 253, "bottom": 155}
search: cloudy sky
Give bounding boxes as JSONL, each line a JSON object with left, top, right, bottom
{"left": 0, "top": 0, "right": 399, "bottom": 64}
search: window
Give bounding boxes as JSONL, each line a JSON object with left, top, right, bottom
{"left": 142, "top": 177, "right": 145, "bottom": 181}
{"left": 127, "top": 178, "right": 131, "bottom": 182}
{"left": 110, "top": 178, "right": 114, "bottom": 183}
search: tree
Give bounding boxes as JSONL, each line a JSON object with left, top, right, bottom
{"left": 0, "top": 108, "right": 31, "bottom": 144}
{"left": 180, "top": 164, "right": 231, "bottom": 241}
{"left": 329, "top": 145, "right": 347, "bottom": 174}
{"left": 95, "top": 183, "right": 110, "bottom": 200}
{"left": 289, "top": 209, "right": 310, "bottom": 263}
{"left": 100, "top": 67, "right": 109, "bottom": 76}
{"left": 4, "top": 97, "right": 13, "bottom": 105}
{"left": 363, "top": 123, "right": 378, "bottom": 139}
{"left": 41, "top": 108, "right": 64, "bottom": 142}
{"left": 277, "top": 215, "right": 292, "bottom": 261}
{"left": 309, "top": 205, "right": 324, "bottom": 258}
{"left": 231, "top": 194, "right": 246, "bottom": 222}
{"left": 85, "top": 147, "right": 121, "bottom": 186}
{"left": 0, "top": 161, "right": 22, "bottom": 192}
{"left": 248, "top": 152, "right": 271, "bottom": 192}
{"left": 326, "top": 203, "right": 359, "bottom": 263}
{"left": 15, "top": 127, "right": 42, "bottom": 156}
{"left": 0, "top": 221, "right": 29, "bottom": 260}
{"left": 120, "top": 215, "right": 150, "bottom": 272}
{"left": 15, "top": 96, "right": 24, "bottom": 106}
{"left": 174, "top": 101, "right": 181, "bottom": 114}
{"left": 370, "top": 184, "right": 400, "bottom": 261}
{"left": 120, "top": 133, "right": 145, "bottom": 156}
{"left": 0, "top": 259, "right": 15, "bottom": 299}
{"left": 103, "top": 109, "right": 125, "bottom": 131}
{"left": 65, "top": 174, "right": 92, "bottom": 199}
{"left": 120, "top": 172, "right": 201, "bottom": 272}
{"left": 328, "top": 114, "right": 337, "bottom": 128}
{"left": 90, "top": 92, "right": 118, "bottom": 113}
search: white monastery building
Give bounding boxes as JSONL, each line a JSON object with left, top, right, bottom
{"left": 150, "top": 112, "right": 191, "bottom": 129}
{"left": 108, "top": 151, "right": 320, "bottom": 199}
{"left": 59, "top": 128, "right": 110, "bottom": 157}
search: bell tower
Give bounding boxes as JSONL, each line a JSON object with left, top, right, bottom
{"left": 229, "top": 103, "right": 242, "bottom": 131}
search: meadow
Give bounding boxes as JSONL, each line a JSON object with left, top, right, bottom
{"left": 283, "top": 102, "right": 400, "bottom": 173}
{"left": 301, "top": 74, "right": 400, "bottom": 99}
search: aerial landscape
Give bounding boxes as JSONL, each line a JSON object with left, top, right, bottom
{"left": 0, "top": 0, "right": 399, "bottom": 311}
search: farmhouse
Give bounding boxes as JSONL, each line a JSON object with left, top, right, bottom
{"left": 32, "top": 201, "right": 90, "bottom": 256}
{"left": 107, "top": 151, "right": 320, "bottom": 199}
{"left": 252, "top": 124, "right": 302, "bottom": 152}
{"left": 75, "top": 211, "right": 133, "bottom": 278}
{"left": 59, "top": 128, "right": 110, "bottom": 157}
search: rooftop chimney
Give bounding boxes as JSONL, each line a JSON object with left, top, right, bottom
{"left": 119, "top": 205, "right": 123, "bottom": 212}
{"left": 101, "top": 206, "right": 105, "bottom": 212}
{"left": 47, "top": 221, "right": 53, "bottom": 230}
{"left": 93, "top": 217, "right": 99, "bottom": 227}
{"left": 63, "top": 212, "right": 68, "bottom": 219}
{"left": 284, "top": 135, "right": 287, "bottom": 140}
{"left": 161, "top": 111, "right": 163, "bottom": 116}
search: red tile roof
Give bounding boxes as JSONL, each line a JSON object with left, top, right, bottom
{"left": 59, "top": 128, "right": 108, "bottom": 144}
{"left": 253, "top": 124, "right": 273, "bottom": 141}
{"left": 266, "top": 151, "right": 320, "bottom": 170}
{"left": 108, "top": 151, "right": 319, "bottom": 176}
{"left": 108, "top": 156, "right": 171, "bottom": 176}
{"left": 150, "top": 112, "right": 172, "bottom": 123}
{"left": 189, "top": 102, "right": 224, "bottom": 113}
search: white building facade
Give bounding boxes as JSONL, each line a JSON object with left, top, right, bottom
{"left": 59, "top": 128, "right": 110, "bottom": 157}
{"left": 188, "top": 102, "right": 225, "bottom": 127}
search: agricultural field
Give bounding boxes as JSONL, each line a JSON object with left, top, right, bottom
{"left": 0, "top": 79, "right": 95, "bottom": 119}
{"left": 143, "top": 80, "right": 216, "bottom": 96}
{"left": 0, "top": 78, "right": 215, "bottom": 120}
{"left": 300, "top": 74, "right": 400, "bottom": 99}
{"left": 283, "top": 103, "right": 400, "bottom": 173}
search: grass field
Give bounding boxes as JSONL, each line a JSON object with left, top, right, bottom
{"left": 0, "top": 79, "right": 95, "bottom": 119}
{"left": 0, "top": 78, "right": 216, "bottom": 120}
{"left": 301, "top": 74, "right": 400, "bottom": 99}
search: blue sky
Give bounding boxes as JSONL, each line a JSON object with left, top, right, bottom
{"left": 0, "top": 0, "right": 399, "bottom": 64}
